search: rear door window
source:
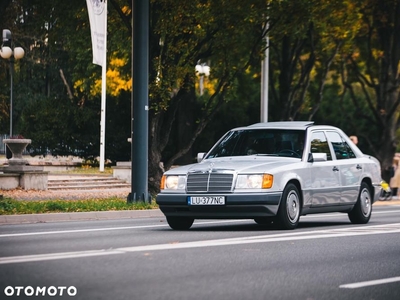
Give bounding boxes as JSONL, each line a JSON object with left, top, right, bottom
{"left": 326, "top": 131, "right": 356, "bottom": 159}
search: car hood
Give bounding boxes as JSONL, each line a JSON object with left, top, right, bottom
{"left": 166, "top": 156, "right": 300, "bottom": 174}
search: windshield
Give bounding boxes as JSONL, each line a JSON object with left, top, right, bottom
{"left": 206, "top": 129, "right": 305, "bottom": 159}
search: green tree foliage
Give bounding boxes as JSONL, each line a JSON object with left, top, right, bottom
{"left": 337, "top": 0, "right": 400, "bottom": 180}
{"left": 21, "top": 93, "right": 99, "bottom": 157}
{"left": 310, "top": 0, "right": 400, "bottom": 181}
{"left": 193, "top": 67, "right": 262, "bottom": 154}
{"left": 1, "top": 0, "right": 132, "bottom": 161}
{"left": 0, "top": 0, "right": 24, "bottom": 135}
{"left": 268, "top": 0, "right": 363, "bottom": 121}
{"left": 1, "top": 0, "right": 399, "bottom": 190}
{"left": 146, "top": 0, "right": 272, "bottom": 191}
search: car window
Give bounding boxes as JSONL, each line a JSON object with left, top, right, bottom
{"left": 206, "top": 129, "right": 305, "bottom": 158}
{"left": 310, "top": 131, "right": 332, "bottom": 160}
{"left": 344, "top": 142, "right": 356, "bottom": 158}
{"left": 326, "top": 131, "right": 356, "bottom": 159}
{"left": 206, "top": 130, "right": 243, "bottom": 157}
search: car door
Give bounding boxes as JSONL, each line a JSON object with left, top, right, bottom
{"left": 309, "top": 131, "right": 341, "bottom": 207}
{"left": 325, "top": 131, "right": 362, "bottom": 205}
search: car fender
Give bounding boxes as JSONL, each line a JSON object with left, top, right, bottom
{"left": 277, "top": 169, "right": 310, "bottom": 207}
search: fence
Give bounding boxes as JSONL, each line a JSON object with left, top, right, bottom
{"left": 0, "top": 135, "right": 7, "bottom": 155}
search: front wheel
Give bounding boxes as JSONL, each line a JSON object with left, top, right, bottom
{"left": 348, "top": 182, "right": 372, "bottom": 224}
{"left": 166, "top": 217, "right": 194, "bottom": 230}
{"left": 276, "top": 183, "right": 301, "bottom": 230}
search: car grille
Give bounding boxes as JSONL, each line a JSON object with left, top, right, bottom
{"left": 187, "top": 172, "right": 234, "bottom": 193}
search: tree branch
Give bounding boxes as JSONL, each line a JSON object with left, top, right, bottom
{"left": 59, "top": 69, "right": 73, "bottom": 100}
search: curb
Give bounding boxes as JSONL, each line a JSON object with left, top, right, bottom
{"left": 0, "top": 209, "right": 164, "bottom": 225}
{"left": 375, "top": 199, "right": 400, "bottom": 206}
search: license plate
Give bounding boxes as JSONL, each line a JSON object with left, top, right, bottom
{"left": 188, "top": 196, "right": 225, "bottom": 205}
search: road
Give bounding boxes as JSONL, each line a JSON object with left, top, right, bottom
{"left": 1, "top": 205, "right": 400, "bottom": 300}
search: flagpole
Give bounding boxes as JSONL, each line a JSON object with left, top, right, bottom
{"left": 99, "top": 1, "right": 107, "bottom": 172}
{"left": 261, "top": 16, "right": 269, "bottom": 123}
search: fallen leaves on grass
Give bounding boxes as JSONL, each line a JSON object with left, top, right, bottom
{"left": 1, "top": 187, "right": 132, "bottom": 201}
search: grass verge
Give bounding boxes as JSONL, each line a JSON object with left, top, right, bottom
{"left": 0, "top": 197, "right": 158, "bottom": 215}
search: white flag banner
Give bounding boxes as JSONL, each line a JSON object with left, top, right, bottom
{"left": 86, "top": 0, "right": 107, "bottom": 66}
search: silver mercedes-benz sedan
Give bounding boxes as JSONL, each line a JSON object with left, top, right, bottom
{"left": 156, "top": 121, "right": 382, "bottom": 230}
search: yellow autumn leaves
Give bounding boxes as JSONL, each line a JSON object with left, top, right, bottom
{"left": 74, "top": 56, "right": 132, "bottom": 97}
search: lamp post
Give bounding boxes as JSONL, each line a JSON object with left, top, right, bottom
{"left": 0, "top": 29, "right": 25, "bottom": 138}
{"left": 195, "top": 62, "right": 210, "bottom": 95}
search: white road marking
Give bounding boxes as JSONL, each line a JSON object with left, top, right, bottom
{"left": 0, "top": 249, "right": 124, "bottom": 264}
{"left": 0, "top": 220, "right": 250, "bottom": 238}
{"left": 1, "top": 223, "right": 400, "bottom": 265}
{"left": 340, "top": 276, "right": 400, "bottom": 289}
{"left": 0, "top": 224, "right": 169, "bottom": 238}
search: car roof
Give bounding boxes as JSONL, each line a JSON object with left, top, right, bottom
{"left": 245, "top": 121, "right": 314, "bottom": 130}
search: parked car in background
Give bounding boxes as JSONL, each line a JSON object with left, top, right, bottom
{"left": 156, "top": 121, "right": 382, "bottom": 230}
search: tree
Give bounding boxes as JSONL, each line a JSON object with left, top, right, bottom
{"left": 3, "top": 0, "right": 399, "bottom": 191}
{"left": 1, "top": 0, "right": 133, "bottom": 161}
{"left": 0, "top": 0, "right": 25, "bottom": 136}
{"left": 337, "top": 0, "right": 400, "bottom": 181}
{"left": 268, "top": 0, "right": 363, "bottom": 121}
{"left": 145, "top": 0, "right": 271, "bottom": 192}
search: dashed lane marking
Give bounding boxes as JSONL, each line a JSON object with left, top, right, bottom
{"left": 340, "top": 276, "right": 400, "bottom": 289}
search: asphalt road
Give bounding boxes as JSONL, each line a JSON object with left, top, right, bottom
{"left": 0, "top": 205, "right": 400, "bottom": 300}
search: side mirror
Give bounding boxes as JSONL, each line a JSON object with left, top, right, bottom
{"left": 197, "top": 152, "right": 206, "bottom": 163}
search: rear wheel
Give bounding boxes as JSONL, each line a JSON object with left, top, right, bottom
{"left": 166, "top": 217, "right": 194, "bottom": 230}
{"left": 348, "top": 182, "right": 372, "bottom": 224}
{"left": 276, "top": 183, "right": 301, "bottom": 230}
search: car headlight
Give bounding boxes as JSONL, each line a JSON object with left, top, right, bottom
{"left": 236, "top": 174, "right": 273, "bottom": 189}
{"left": 160, "top": 175, "right": 187, "bottom": 190}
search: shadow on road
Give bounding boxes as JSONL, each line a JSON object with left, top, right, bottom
{"left": 156, "top": 220, "right": 352, "bottom": 232}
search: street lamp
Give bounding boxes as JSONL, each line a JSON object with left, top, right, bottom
{"left": 195, "top": 62, "right": 210, "bottom": 96}
{"left": 0, "top": 29, "right": 25, "bottom": 138}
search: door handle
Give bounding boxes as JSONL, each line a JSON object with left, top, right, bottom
{"left": 356, "top": 164, "right": 362, "bottom": 170}
{"left": 333, "top": 166, "right": 339, "bottom": 172}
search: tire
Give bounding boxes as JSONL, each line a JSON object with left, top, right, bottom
{"left": 166, "top": 217, "right": 194, "bottom": 230}
{"left": 348, "top": 182, "right": 372, "bottom": 224}
{"left": 276, "top": 183, "right": 301, "bottom": 230}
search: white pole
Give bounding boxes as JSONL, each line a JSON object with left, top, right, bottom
{"left": 99, "top": 4, "right": 107, "bottom": 172}
{"left": 260, "top": 19, "right": 269, "bottom": 122}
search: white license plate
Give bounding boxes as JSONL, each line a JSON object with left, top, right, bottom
{"left": 188, "top": 196, "right": 225, "bottom": 205}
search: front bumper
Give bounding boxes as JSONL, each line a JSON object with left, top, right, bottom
{"left": 372, "top": 182, "right": 382, "bottom": 204}
{"left": 156, "top": 192, "right": 282, "bottom": 219}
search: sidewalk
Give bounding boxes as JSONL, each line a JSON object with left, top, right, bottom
{"left": 0, "top": 209, "right": 164, "bottom": 225}
{"left": 0, "top": 173, "right": 131, "bottom": 200}
{"left": 0, "top": 200, "right": 399, "bottom": 225}
{"left": 374, "top": 198, "right": 400, "bottom": 206}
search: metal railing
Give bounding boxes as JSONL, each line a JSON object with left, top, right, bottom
{"left": 0, "top": 134, "right": 7, "bottom": 155}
